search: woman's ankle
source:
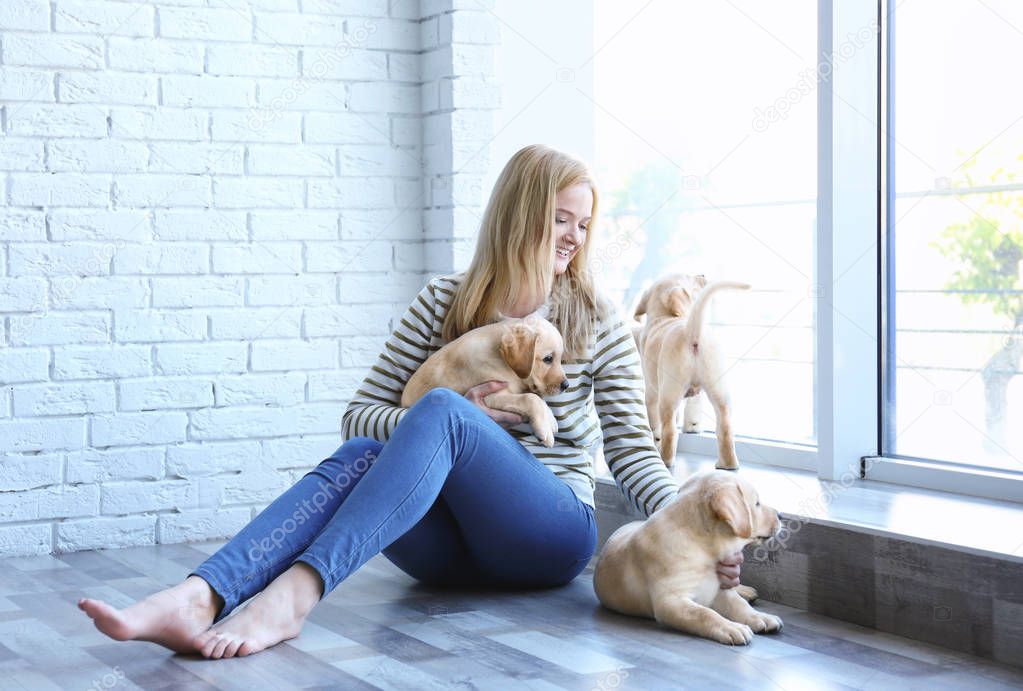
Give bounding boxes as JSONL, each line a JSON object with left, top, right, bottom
{"left": 289, "top": 562, "right": 325, "bottom": 601}
{"left": 182, "top": 575, "right": 224, "bottom": 617}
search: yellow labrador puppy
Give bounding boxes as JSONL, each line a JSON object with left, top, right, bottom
{"left": 401, "top": 316, "right": 568, "bottom": 446}
{"left": 634, "top": 274, "right": 750, "bottom": 468}
{"left": 593, "top": 470, "right": 782, "bottom": 645}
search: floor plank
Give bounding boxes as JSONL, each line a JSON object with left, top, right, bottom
{"left": 2, "top": 541, "right": 1020, "bottom": 690}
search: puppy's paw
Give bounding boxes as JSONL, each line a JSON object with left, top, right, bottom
{"left": 745, "top": 612, "right": 783, "bottom": 633}
{"left": 710, "top": 621, "right": 754, "bottom": 646}
{"left": 683, "top": 420, "right": 702, "bottom": 434}
{"left": 735, "top": 585, "right": 758, "bottom": 603}
{"left": 532, "top": 413, "right": 556, "bottom": 447}
{"left": 714, "top": 455, "right": 740, "bottom": 471}
{"left": 545, "top": 405, "right": 559, "bottom": 435}
{"left": 534, "top": 429, "right": 555, "bottom": 447}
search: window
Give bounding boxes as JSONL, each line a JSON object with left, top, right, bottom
{"left": 884, "top": 0, "right": 1023, "bottom": 474}
{"left": 488, "top": 0, "right": 1023, "bottom": 502}
{"left": 590, "top": 1, "right": 818, "bottom": 448}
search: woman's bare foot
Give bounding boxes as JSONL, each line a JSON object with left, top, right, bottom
{"left": 193, "top": 562, "right": 323, "bottom": 659}
{"left": 78, "top": 576, "right": 221, "bottom": 653}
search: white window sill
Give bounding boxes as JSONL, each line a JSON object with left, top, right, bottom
{"left": 676, "top": 431, "right": 817, "bottom": 471}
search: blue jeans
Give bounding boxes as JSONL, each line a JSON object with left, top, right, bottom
{"left": 191, "top": 388, "right": 598, "bottom": 620}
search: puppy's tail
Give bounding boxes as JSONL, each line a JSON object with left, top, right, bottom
{"left": 684, "top": 281, "right": 751, "bottom": 344}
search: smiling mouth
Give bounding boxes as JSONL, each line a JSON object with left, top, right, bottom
{"left": 556, "top": 247, "right": 573, "bottom": 259}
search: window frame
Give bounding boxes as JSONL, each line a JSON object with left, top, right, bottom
{"left": 839, "top": 0, "right": 1023, "bottom": 503}
{"left": 508, "top": 0, "right": 1023, "bottom": 504}
{"left": 813, "top": 0, "right": 880, "bottom": 483}
{"left": 684, "top": 0, "right": 1023, "bottom": 504}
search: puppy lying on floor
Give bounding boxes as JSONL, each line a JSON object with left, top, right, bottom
{"left": 400, "top": 316, "right": 568, "bottom": 447}
{"left": 633, "top": 273, "right": 750, "bottom": 468}
{"left": 593, "top": 470, "right": 782, "bottom": 645}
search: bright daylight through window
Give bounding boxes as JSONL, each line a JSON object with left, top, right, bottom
{"left": 590, "top": 1, "right": 818, "bottom": 447}
{"left": 885, "top": 0, "right": 1023, "bottom": 474}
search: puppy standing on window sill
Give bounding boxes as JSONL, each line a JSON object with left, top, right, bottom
{"left": 633, "top": 273, "right": 750, "bottom": 469}
{"left": 400, "top": 316, "right": 568, "bottom": 447}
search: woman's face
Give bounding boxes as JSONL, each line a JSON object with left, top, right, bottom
{"left": 553, "top": 183, "right": 592, "bottom": 275}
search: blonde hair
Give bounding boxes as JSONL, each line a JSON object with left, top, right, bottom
{"left": 442, "top": 144, "right": 609, "bottom": 357}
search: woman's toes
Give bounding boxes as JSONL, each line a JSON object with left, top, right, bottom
{"left": 223, "top": 637, "right": 245, "bottom": 659}
{"left": 78, "top": 599, "right": 132, "bottom": 641}
{"left": 77, "top": 583, "right": 218, "bottom": 655}
{"left": 200, "top": 632, "right": 223, "bottom": 658}
{"left": 237, "top": 640, "right": 258, "bottom": 657}
{"left": 79, "top": 597, "right": 103, "bottom": 617}
{"left": 210, "top": 636, "right": 231, "bottom": 659}
{"left": 192, "top": 629, "right": 215, "bottom": 652}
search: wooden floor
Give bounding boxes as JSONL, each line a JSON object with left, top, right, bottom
{"left": 2, "top": 540, "right": 1022, "bottom": 690}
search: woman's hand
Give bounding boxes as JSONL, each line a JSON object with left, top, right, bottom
{"left": 464, "top": 381, "right": 525, "bottom": 429}
{"left": 716, "top": 551, "right": 743, "bottom": 589}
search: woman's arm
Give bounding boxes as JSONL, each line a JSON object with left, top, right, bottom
{"left": 594, "top": 311, "right": 744, "bottom": 585}
{"left": 592, "top": 313, "right": 681, "bottom": 518}
{"left": 340, "top": 280, "right": 441, "bottom": 442}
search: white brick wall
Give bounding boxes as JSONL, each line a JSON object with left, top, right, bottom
{"left": 420, "top": 0, "right": 499, "bottom": 273}
{"left": 0, "top": 0, "right": 500, "bottom": 556}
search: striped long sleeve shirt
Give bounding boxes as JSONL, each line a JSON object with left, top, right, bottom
{"left": 340, "top": 273, "right": 681, "bottom": 517}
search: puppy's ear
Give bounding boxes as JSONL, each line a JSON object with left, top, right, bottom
{"left": 633, "top": 287, "right": 651, "bottom": 321}
{"left": 711, "top": 481, "right": 753, "bottom": 539}
{"left": 500, "top": 323, "right": 538, "bottom": 379}
{"left": 662, "top": 286, "right": 689, "bottom": 317}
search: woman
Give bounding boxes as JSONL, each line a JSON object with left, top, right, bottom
{"left": 78, "top": 144, "right": 743, "bottom": 659}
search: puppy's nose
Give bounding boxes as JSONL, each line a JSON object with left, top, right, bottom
{"left": 559, "top": 379, "right": 569, "bottom": 391}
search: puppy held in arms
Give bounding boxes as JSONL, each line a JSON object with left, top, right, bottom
{"left": 400, "top": 316, "right": 568, "bottom": 447}
{"left": 593, "top": 470, "right": 782, "bottom": 645}
{"left": 634, "top": 273, "right": 750, "bottom": 469}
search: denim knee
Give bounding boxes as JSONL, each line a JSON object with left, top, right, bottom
{"left": 407, "top": 387, "right": 473, "bottom": 419}
{"left": 338, "top": 436, "right": 383, "bottom": 461}
{"left": 417, "top": 386, "right": 461, "bottom": 405}
{"left": 308, "top": 436, "right": 382, "bottom": 482}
